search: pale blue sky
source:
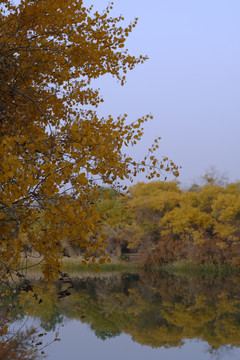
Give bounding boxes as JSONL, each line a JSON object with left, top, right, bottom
{"left": 91, "top": 0, "right": 240, "bottom": 187}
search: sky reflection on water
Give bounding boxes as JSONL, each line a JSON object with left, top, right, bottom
{"left": 44, "top": 318, "right": 240, "bottom": 360}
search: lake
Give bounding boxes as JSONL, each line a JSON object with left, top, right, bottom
{"left": 4, "top": 270, "right": 240, "bottom": 359}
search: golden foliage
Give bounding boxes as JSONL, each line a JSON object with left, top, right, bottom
{"left": 97, "top": 180, "right": 240, "bottom": 265}
{"left": 0, "top": 1, "right": 179, "bottom": 281}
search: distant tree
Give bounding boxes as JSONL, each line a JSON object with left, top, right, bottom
{"left": 201, "top": 166, "right": 228, "bottom": 187}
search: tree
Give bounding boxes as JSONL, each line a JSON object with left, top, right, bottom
{"left": 0, "top": 0, "right": 179, "bottom": 281}
{"left": 201, "top": 166, "right": 228, "bottom": 187}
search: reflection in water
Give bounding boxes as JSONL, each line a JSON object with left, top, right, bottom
{"left": 2, "top": 272, "right": 240, "bottom": 358}
{"left": 0, "top": 326, "right": 42, "bottom": 360}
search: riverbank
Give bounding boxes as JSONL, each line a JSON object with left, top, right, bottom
{"left": 158, "top": 261, "right": 240, "bottom": 277}
{"left": 19, "top": 257, "right": 240, "bottom": 278}
{"left": 62, "top": 259, "right": 141, "bottom": 273}
{"left": 62, "top": 258, "right": 240, "bottom": 277}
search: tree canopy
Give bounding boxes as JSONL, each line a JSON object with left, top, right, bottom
{"left": 96, "top": 180, "right": 240, "bottom": 266}
{"left": 0, "top": 0, "right": 179, "bottom": 281}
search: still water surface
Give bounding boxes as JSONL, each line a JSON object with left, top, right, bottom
{"left": 9, "top": 271, "right": 240, "bottom": 359}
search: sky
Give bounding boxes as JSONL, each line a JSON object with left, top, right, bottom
{"left": 90, "top": 0, "right": 240, "bottom": 188}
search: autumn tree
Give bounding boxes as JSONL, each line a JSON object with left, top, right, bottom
{"left": 96, "top": 180, "right": 240, "bottom": 265}
{"left": 0, "top": 0, "right": 179, "bottom": 280}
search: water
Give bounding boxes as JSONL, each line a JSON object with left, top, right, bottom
{"left": 44, "top": 320, "right": 240, "bottom": 360}
{"left": 4, "top": 271, "right": 240, "bottom": 359}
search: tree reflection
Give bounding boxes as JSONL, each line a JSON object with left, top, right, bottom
{"left": 3, "top": 272, "right": 240, "bottom": 357}
{"left": 95, "top": 329, "right": 121, "bottom": 340}
{"left": 58, "top": 272, "right": 240, "bottom": 350}
{"left": 0, "top": 282, "right": 61, "bottom": 359}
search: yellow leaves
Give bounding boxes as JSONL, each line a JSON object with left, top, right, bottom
{"left": 105, "top": 191, "right": 110, "bottom": 199}
{"left": 192, "top": 230, "right": 205, "bottom": 245}
{"left": 99, "top": 258, "right": 106, "bottom": 265}
{"left": 118, "top": 180, "right": 240, "bottom": 264}
{"left": 0, "top": 325, "right": 8, "bottom": 335}
{"left": 0, "top": 0, "right": 181, "bottom": 282}
{"left": 214, "top": 223, "right": 236, "bottom": 239}
{"left": 212, "top": 193, "right": 240, "bottom": 222}
{"left": 71, "top": 123, "right": 79, "bottom": 132}
{"left": 78, "top": 173, "right": 88, "bottom": 186}
{"left": 217, "top": 241, "right": 227, "bottom": 249}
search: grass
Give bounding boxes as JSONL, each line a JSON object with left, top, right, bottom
{"left": 62, "top": 261, "right": 141, "bottom": 273}
{"left": 62, "top": 259, "right": 240, "bottom": 277}
{"left": 158, "top": 261, "right": 240, "bottom": 278}
{"left": 19, "top": 256, "right": 240, "bottom": 278}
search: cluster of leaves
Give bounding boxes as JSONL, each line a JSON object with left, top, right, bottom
{"left": 0, "top": 0, "right": 179, "bottom": 281}
{"left": 96, "top": 180, "right": 240, "bottom": 265}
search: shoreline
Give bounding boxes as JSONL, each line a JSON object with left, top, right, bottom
{"left": 20, "top": 257, "right": 240, "bottom": 278}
